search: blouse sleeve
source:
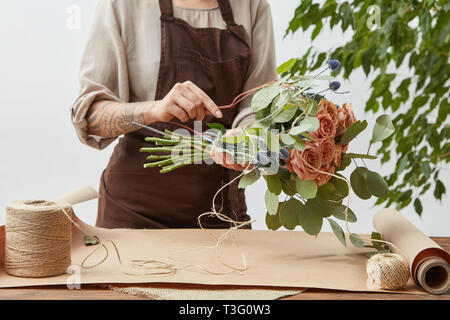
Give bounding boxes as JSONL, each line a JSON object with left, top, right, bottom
{"left": 231, "top": 0, "right": 278, "bottom": 128}
{"left": 70, "top": 0, "right": 129, "bottom": 150}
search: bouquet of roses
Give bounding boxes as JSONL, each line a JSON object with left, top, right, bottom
{"left": 137, "top": 58, "right": 395, "bottom": 253}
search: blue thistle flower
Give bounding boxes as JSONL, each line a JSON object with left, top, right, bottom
{"left": 330, "top": 81, "right": 341, "bottom": 92}
{"left": 328, "top": 60, "right": 340, "bottom": 71}
{"left": 279, "top": 147, "right": 290, "bottom": 160}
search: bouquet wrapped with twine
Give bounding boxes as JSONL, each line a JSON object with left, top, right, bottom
{"left": 137, "top": 59, "right": 395, "bottom": 254}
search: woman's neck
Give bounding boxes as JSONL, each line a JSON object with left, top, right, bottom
{"left": 172, "top": 0, "right": 219, "bottom": 9}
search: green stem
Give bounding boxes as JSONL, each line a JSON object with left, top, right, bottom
{"left": 160, "top": 162, "right": 189, "bottom": 173}
{"left": 145, "top": 137, "right": 180, "bottom": 145}
{"left": 146, "top": 155, "right": 172, "bottom": 160}
{"left": 140, "top": 147, "right": 177, "bottom": 153}
{"left": 144, "top": 158, "right": 175, "bottom": 168}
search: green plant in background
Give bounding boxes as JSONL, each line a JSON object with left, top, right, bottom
{"left": 285, "top": 0, "right": 449, "bottom": 215}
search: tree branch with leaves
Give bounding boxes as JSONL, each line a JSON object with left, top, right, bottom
{"left": 285, "top": 0, "right": 449, "bottom": 215}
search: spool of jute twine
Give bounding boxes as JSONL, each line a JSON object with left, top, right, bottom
{"left": 5, "top": 200, "right": 73, "bottom": 278}
{"left": 366, "top": 253, "right": 410, "bottom": 290}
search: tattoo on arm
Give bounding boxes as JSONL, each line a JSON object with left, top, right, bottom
{"left": 86, "top": 101, "right": 147, "bottom": 138}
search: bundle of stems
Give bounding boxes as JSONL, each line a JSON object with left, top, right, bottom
{"left": 139, "top": 128, "right": 256, "bottom": 173}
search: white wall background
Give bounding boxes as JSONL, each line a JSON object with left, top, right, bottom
{"left": 0, "top": 0, "right": 448, "bottom": 236}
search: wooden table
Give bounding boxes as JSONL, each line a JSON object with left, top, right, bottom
{"left": 0, "top": 238, "right": 448, "bottom": 300}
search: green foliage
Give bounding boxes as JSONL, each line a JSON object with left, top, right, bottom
{"left": 286, "top": 0, "right": 449, "bottom": 215}
{"left": 340, "top": 120, "right": 368, "bottom": 145}
{"left": 238, "top": 170, "right": 260, "bottom": 189}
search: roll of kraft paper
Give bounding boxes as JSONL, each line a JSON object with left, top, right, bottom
{"left": 373, "top": 208, "right": 450, "bottom": 294}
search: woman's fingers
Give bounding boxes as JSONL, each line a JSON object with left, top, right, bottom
{"left": 172, "top": 94, "right": 197, "bottom": 119}
{"left": 211, "top": 147, "right": 252, "bottom": 171}
{"left": 183, "top": 81, "right": 223, "bottom": 118}
{"left": 179, "top": 87, "right": 205, "bottom": 121}
{"left": 167, "top": 104, "right": 189, "bottom": 122}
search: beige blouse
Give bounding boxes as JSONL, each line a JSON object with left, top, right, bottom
{"left": 71, "top": 0, "right": 278, "bottom": 150}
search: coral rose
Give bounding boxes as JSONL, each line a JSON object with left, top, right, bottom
{"left": 312, "top": 112, "right": 336, "bottom": 140}
{"left": 315, "top": 165, "right": 336, "bottom": 187}
{"left": 318, "top": 98, "right": 338, "bottom": 125}
{"left": 286, "top": 143, "right": 322, "bottom": 181}
{"left": 333, "top": 144, "right": 343, "bottom": 167}
{"left": 336, "top": 103, "right": 357, "bottom": 136}
{"left": 319, "top": 138, "right": 336, "bottom": 167}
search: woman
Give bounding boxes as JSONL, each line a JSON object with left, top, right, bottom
{"left": 71, "top": 0, "right": 277, "bottom": 229}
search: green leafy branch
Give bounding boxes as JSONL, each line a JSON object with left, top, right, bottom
{"left": 285, "top": 0, "right": 450, "bottom": 215}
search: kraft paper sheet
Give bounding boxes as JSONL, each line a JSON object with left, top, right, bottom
{"left": 0, "top": 187, "right": 447, "bottom": 294}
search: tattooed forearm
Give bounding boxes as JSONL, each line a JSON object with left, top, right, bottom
{"left": 86, "top": 100, "right": 148, "bottom": 138}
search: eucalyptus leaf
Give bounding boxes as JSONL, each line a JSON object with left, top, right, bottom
{"left": 372, "top": 114, "right": 395, "bottom": 143}
{"left": 298, "top": 201, "right": 324, "bottom": 235}
{"left": 295, "top": 178, "right": 317, "bottom": 199}
{"left": 327, "top": 218, "right": 346, "bottom": 246}
{"left": 290, "top": 117, "right": 320, "bottom": 135}
{"left": 366, "top": 170, "right": 389, "bottom": 198}
{"left": 303, "top": 198, "right": 333, "bottom": 219}
{"left": 279, "top": 198, "right": 302, "bottom": 230}
{"left": 305, "top": 98, "right": 319, "bottom": 116}
{"left": 265, "top": 174, "right": 282, "bottom": 195}
{"left": 371, "top": 231, "right": 384, "bottom": 250}
{"left": 349, "top": 233, "right": 365, "bottom": 248}
{"left": 272, "top": 105, "right": 298, "bottom": 123}
{"left": 292, "top": 135, "right": 306, "bottom": 151}
{"left": 318, "top": 183, "right": 342, "bottom": 201}
{"left": 281, "top": 133, "right": 296, "bottom": 145}
{"left": 332, "top": 205, "right": 357, "bottom": 223}
{"left": 343, "top": 153, "right": 378, "bottom": 160}
{"left": 265, "top": 190, "right": 279, "bottom": 215}
{"left": 251, "top": 85, "right": 280, "bottom": 112}
{"left": 265, "top": 211, "right": 281, "bottom": 231}
{"left": 329, "top": 176, "right": 349, "bottom": 198}
{"left": 350, "top": 167, "right": 372, "bottom": 200}
{"left": 340, "top": 120, "right": 368, "bottom": 145}
{"left": 238, "top": 170, "right": 260, "bottom": 189}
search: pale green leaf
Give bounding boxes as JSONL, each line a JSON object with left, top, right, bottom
{"left": 251, "top": 85, "right": 280, "bottom": 112}
{"left": 238, "top": 170, "right": 260, "bottom": 189}
{"left": 290, "top": 117, "right": 320, "bottom": 135}
{"left": 372, "top": 114, "right": 395, "bottom": 143}
{"left": 295, "top": 178, "right": 318, "bottom": 199}
{"left": 265, "top": 190, "right": 279, "bottom": 215}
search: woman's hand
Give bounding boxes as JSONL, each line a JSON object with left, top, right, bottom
{"left": 150, "top": 81, "right": 223, "bottom": 123}
{"left": 210, "top": 128, "right": 253, "bottom": 171}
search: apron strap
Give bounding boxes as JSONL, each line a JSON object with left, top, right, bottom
{"left": 218, "top": 0, "right": 237, "bottom": 27}
{"left": 159, "top": 0, "right": 174, "bottom": 19}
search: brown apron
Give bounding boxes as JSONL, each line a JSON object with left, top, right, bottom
{"left": 96, "top": 0, "right": 252, "bottom": 229}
